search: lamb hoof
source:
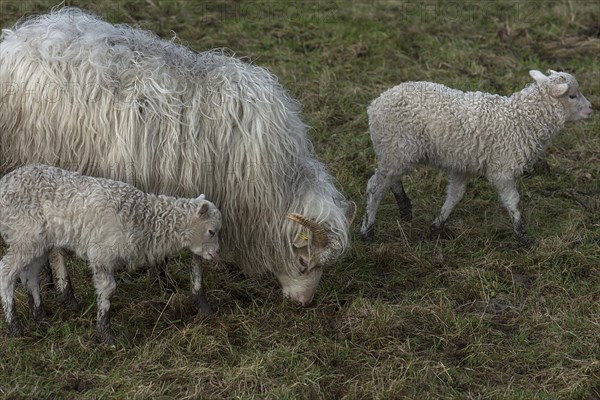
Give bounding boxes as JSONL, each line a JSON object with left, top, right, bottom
{"left": 7, "top": 320, "right": 24, "bottom": 337}
{"left": 97, "top": 328, "right": 116, "bottom": 345}
{"left": 515, "top": 222, "right": 535, "bottom": 247}
{"left": 533, "top": 158, "right": 551, "bottom": 174}
{"left": 396, "top": 201, "right": 413, "bottom": 221}
{"left": 59, "top": 295, "right": 82, "bottom": 313}
{"left": 517, "top": 234, "right": 536, "bottom": 248}
{"left": 360, "top": 226, "right": 375, "bottom": 242}
{"left": 28, "top": 297, "right": 48, "bottom": 322}
{"left": 57, "top": 285, "right": 82, "bottom": 312}
{"left": 191, "top": 294, "right": 215, "bottom": 315}
{"left": 429, "top": 224, "right": 445, "bottom": 239}
{"left": 197, "top": 303, "right": 215, "bottom": 315}
{"left": 31, "top": 306, "right": 48, "bottom": 322}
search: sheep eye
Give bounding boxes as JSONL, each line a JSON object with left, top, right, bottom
{"left": 208, "top": 229, "right": 216, "bottom": 237}
{"left": 569, "top": 94, "right": 578, "bottom": 99}
{"left": 298, "top": 257, "right": 309, "bottom": 272}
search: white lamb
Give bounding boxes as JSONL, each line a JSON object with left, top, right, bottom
{"left": 361, "top": 70, "right": 593, "bottom": 242}
{"left": 0, "top": 164, "right": 221, "bottom": 344}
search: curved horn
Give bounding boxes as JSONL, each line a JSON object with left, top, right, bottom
{"left": 287, "top": 213, "right": 329, "bottom": 248}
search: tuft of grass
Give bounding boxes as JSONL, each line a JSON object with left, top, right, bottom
{"left": 1, "top": 1, "right": 599, "bottom": 398}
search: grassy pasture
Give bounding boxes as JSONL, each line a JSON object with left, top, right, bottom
{"left": 0, "top": 0, "right": 599, "bottom": 398}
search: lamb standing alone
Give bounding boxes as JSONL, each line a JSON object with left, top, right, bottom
{"left": 361, "top": 70, "right": 593, "bottom": 242}
{"left": 0, "top": 164, "right": 221, "bottom": 343}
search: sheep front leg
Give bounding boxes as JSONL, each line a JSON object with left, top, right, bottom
{"left": 0, "top": 251, "right": 31, "bottom": 336}
{"left": 490, "top": 177, "right": 533, "bottom": 244}
{"left": 20, "top": 253, "right": 49, "bottom": 324}
{"left": 431, "top": 172, "right": 469, "bottom": 238}
{"left": 49, "top": 248, "right": 81, "bottom": 312}
{"left": 390, "top": 178, "right": 413, "bottom": 221}
{"left": 91, "top": 265, "right": 117, "bottom": 344}
{"left": 190, "top": 255, "right": 214, "bottom": 315}
{"left": 361, "top": 169, "right": 393, "bottom": 241}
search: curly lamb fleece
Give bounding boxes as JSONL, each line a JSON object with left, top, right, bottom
{"left": 361, "top": 69, "right": 593, "bottom": 242}
{"left": 0, "top": 164, "right": 221, "bottom": 343}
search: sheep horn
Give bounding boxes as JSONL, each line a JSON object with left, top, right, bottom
{"left": 287, "top": 213, "right": 329, "bottom": 248}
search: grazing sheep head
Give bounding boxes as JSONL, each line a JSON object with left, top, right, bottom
{"left": 529, "top": 69, "right": 593, "bottom": 121}
{"left": 280, "top": 202, "right": 356, "bottom": 306}
{"left": 187, "top": 196, "right": 222, "bottom": 261}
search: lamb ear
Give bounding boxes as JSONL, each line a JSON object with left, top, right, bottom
{"left": 550, "top": 83, "right": 569, "bottom": 98}
{"left": 529, "top": 70, "right": 548, "bottom": 84}
{"left": 198, "top": 203, "right": 209, "bottom": 216}
{"left": 196, "top": 194, "right": 206, "bottom": 201}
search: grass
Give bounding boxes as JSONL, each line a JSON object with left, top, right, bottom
{"left": 1, "top": 0, "right": 599, "bottom": 398}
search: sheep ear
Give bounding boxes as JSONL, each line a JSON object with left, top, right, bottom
{"left": 550, "top": 83, "right": 569, "bottom": 98}
{"left": 546, "top": 69, "right": 557, "bottom": 75}
{"left": 529, "top": 70, "right": 548, "bottom": 84}
{"left": 198, "top": 203, "right": 209, "bottom": 216}
{"left": 196, "top": 194, "right": 206, "bottom": 201}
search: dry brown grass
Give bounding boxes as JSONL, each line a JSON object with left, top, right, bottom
{"left": 1, "top": 1, "right": 599, "bottom": 398}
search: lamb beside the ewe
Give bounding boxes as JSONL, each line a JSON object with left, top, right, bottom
{"left": 0, "top": 164, "right": 221, "bottom": 343}
{"left": 361, "top": 69, "right": 593, "bottom": 242}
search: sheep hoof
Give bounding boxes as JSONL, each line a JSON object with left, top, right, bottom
{"left": 532, "top": 158, "right": 551, "bottom": 174}
{"left": 429, "top": 224, "right": 445, "bottom": 239}
{"left": 97, "top": 328, "right": 116, "bottom": 345}
{"left": 31, "top": 306, "right": 48, "bottom": 323}
{"left": 28, "top": 297, "right": 48, "bottom": 322}
{"left": 515, "top": 222, "right": 535, "bottom": 247}
{"left": 191, "top": 294, "right": 215, "bottom": 315}
{"left": 517, "top": 234, "right": 536, "bottom": 248}
{"left": 7, "top": 320, "right": 24, "bottom": 337}
{"left": 393, "top": 196, "right": 413, "bottom": 221}
{"left": 197, "top": 303, "right": 215, "bottom": 315}
{"left": 58, "top": 292, "right": 82, "bottom": 312}
{"left": 360, "top": 226, "right": 375, "bottom": 242}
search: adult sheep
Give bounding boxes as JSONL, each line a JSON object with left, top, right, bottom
{"left": 361, "top": 70, "right": 593, "bottom": 243}
{"left": 0, "top": 8, "right": 356, "bottom": 307}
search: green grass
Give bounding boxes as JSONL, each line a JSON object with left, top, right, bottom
{"left": 1, "top": 0, "right": 599, "bottom": 398}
